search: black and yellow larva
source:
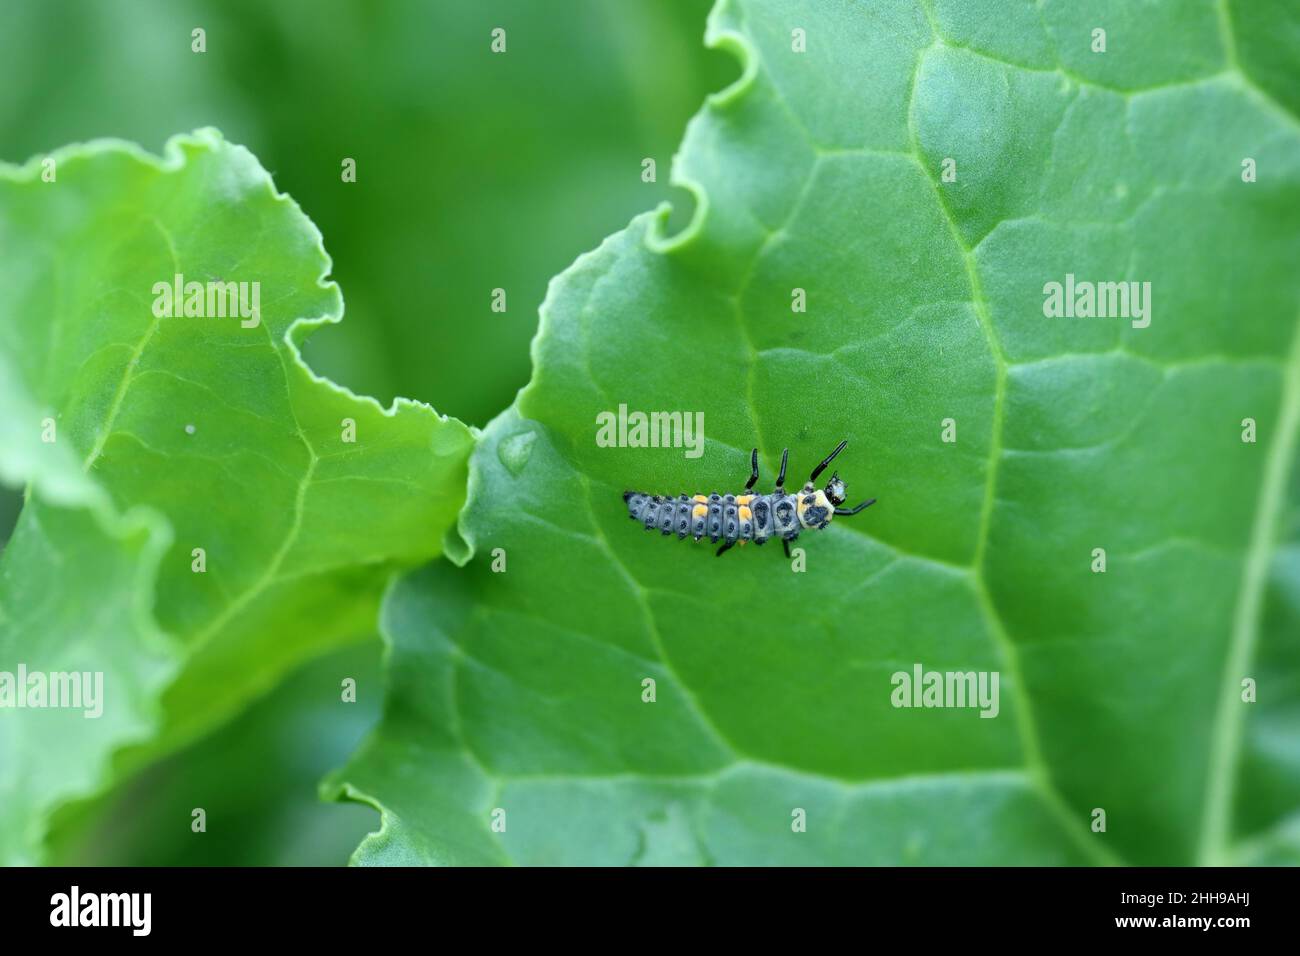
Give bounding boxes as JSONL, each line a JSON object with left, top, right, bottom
{"left": 622, "top": 440, "right": 876, "bottom": 557}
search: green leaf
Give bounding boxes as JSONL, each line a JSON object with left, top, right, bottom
{"left": 0, "top": 0, "right": 731, "bottom": 426}
{"left": 330, "top": 0, "right": 1300, "bottom": 865}
{"left": 0, "top": 130, "right": 473, "bottom": 864}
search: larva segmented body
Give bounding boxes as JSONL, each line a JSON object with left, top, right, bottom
{"left": 622, "top": 490, "right": 830, "bottom": 546}
{"left": 621, "top": 441, "right": 876, "bottom": 557}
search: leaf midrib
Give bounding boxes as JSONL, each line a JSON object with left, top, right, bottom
{"left": 1198, "top": 317, "right": 1300, "bottom": 865}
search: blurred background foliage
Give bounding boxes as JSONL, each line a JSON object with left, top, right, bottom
{"left": 0, "top": 0, "right": 730, "bottom": 864}
{"left": 48, "top": 645, "right": 383, "bottom": 866}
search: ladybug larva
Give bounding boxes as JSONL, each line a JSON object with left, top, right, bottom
{"left": 622, "top": 440, "right": 876, "bottom": 557}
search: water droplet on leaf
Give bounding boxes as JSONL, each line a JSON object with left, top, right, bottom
{"left": 497, "top": 430, "right": 536, "bottom": 476}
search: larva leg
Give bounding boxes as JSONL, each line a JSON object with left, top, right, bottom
{"left": 782, "top": 538, "right": 791, "bottom": 559}
{"left": 716, "top": 541, "right": 735, "bottom": 557}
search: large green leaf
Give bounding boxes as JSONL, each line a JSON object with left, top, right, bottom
{"left": 0, "top": 130, "right": 473, "bottom": 864}
{"left": 329, "top": 0, "right": 1300, "bottom": 864}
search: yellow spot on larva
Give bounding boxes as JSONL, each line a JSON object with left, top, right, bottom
{"left": 736, "top": 495, "right": 753, "bottom": 505}
{"left": 739, "top": 506, "right": 752, "bottom": 521}
{"left": 692, "top": 504, "right": 707, "bottom": 518}
{"left": 693, "top": 494, "right": 708, "bottom": 504}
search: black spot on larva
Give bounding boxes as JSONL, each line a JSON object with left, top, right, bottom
{"left": 775, "top": 500, "right": 795, "bottom": 526}
{"left": 751, "top": 498, "right": 772, "bottom": 540}
{"left": 802, "top": 495, "right": 815, "bottom": 505}
{"left": 659, "top": 505, "right": 674, "bottom": 534}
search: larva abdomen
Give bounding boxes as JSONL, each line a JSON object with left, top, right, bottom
{"left": 623, "top": 490, "right": 796, "bottom": 546}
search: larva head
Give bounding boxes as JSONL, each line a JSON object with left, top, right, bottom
{"left": 824, "top": 472, "right": 847, "bottom": 507}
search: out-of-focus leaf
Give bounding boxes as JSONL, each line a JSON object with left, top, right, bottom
{"left": 47, "top": 641, "right": 383, "bottom": 867}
